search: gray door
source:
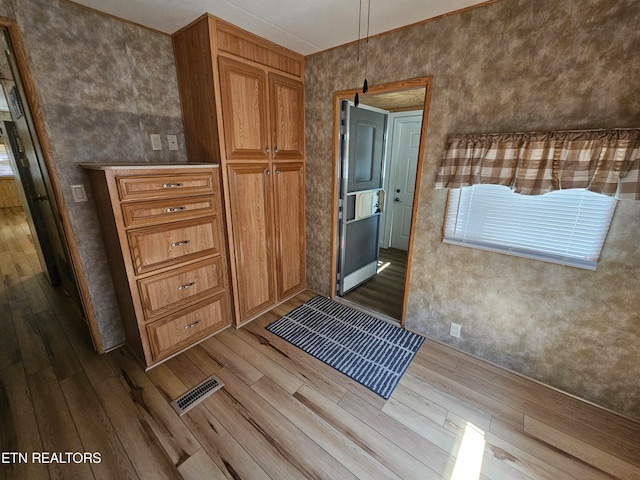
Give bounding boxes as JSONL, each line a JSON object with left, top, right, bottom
{"left": 337, "top": 101, "right": 387, "bottom": 295}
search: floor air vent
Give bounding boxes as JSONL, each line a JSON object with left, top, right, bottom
{"left": 170, "top": 375, "right": 224, "bottom": 416}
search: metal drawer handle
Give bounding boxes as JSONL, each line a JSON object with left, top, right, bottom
{"left": 170, "top": 239, "right": 191, "bottom": 247}
{"left": 162, "top": 182, "right": 184, "bottom": 188}
{"left": 177, "top": 281, "right": 196, "bottom": 291}
{"left": 183, "top": 319, "right": 201, "bottom": 330}
{"left": 166, "top": 206, "right": 187, "bottom": 213}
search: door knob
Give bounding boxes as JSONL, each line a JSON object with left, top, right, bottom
{"left": 394, "top": 197, "right": 401, "bottom": 202}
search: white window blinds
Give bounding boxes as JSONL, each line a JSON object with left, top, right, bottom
{"left": 443, "top": 185, "right": 617, "bottom": 270}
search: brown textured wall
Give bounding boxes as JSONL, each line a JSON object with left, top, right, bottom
{"left": 0, "top": 0, "right": 187, "bottom": 348}
{"left": 305, "top": 0, "right": 640, "bottom": 420}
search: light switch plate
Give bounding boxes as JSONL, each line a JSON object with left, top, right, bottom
{"left": 71, "top": 184, "right": 88, "bottom": 203}
{"left": 150, "top": 133, "right": 162, "bottom": 150}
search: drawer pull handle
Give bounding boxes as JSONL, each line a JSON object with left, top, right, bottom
{"left": 166, "top": 206, "right": 187, "bottom": 213}
{"left": 177, "top": 281, "right": 196, "bottom": 290}
{"left": 162, "top": 182, "right": 184, "bottom": 188}
{"left": 170, "top": 240, "right": 191, "bottom": 247}
{"left": 184, "top": 320, "right": 201, "bottom": 330}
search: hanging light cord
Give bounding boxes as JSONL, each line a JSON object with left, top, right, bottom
{"left": 354, "top": 0, "right": 363, "bottom": 106}
{"left": 363, "top": 0, "right": 370, "bottom": 94}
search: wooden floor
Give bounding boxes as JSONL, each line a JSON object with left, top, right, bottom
{"left": 343, "top": 247, "right": 407, "bottom": 320}
{"left": 2, "top": 205, "right": 640, "bottom": 480}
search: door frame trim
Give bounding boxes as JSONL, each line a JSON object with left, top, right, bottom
{"left": 330, "top": 76, "right": 433, "bottom": 326}
{"left": 0, "top": 17, "right": 103, "bottom": 351}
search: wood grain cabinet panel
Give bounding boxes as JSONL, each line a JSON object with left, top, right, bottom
{"left": 270, "top": 75, "right": 304, "bottom": 160}
{"left": 121, "top": 196, "right": 217, "bottom": 228}
{"left": 117, "top": 173, "right": 216, "bottom": 201}
{"left": 147, "top": 294, "right": 229, "bottom": 361}
{"left": 82, "top": 164, "right": 232, "bottom": 368}
{"left": 273, "top": 162, "right": 306, "bottom": 299}
{"left": 173, "top": 14, "right": 306, "bottom": 326}
{"left": 226, "top": 163, "right": 276, "bottom": 320}
{"left": 128, "top": 216, "right": 221, "bottom": 275}
{"left": 138, "top": 257, "right": 225, "bottom": 321}
{"left": 218, "top": 57, "right": 270, "bottom": 160}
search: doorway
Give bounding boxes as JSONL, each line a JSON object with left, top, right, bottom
{"left": 0, "top": 27, "right": 80, "bottom": 306}
{"left": 331, "top": 78, "right": 432, "bottom": 325}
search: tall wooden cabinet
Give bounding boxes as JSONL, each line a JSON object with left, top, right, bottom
{"left": 173, "top": 14, "right": 306, "bottom": 325}
{"left": 82, "top": 164, "right": 232, "bottom": 368}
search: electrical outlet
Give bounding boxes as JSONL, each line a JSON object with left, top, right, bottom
{"left": 450, "top": 322, "right": 461, "bottom": 338}
{"left": 167, "top": 134, "right": 178, "bottom": 151}
{"left": 150, "top": 133, "right": 162, "bottom": 150}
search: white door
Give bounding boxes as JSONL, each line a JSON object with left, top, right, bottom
{"left": 390, "top": 117, "right": 421, "bottom": 251}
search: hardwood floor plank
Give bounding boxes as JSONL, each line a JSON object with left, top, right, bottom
{"left": 248, "top": 313, "right": 386, "bottom": 409}
{"left": 184, "top": 404, "right": 272, "bottom": 480}
{"left": 390, "top": 382, "right": 449, "bottom": 426}
{"left": 294, "top": 383, "right": 442, "bottom": 480}
{"left": 252, "top": 375, "right": 401, "bottom": 480}
{"left": 458, "top": 357, "right": 640, "bottom": 466}
{"left": 165, "top": 352, "right": 211, "bottom": 390}
{"left": 216, "top": 327, "right": 304, "bottom": 394}
{"left": 0, "top": 304, "right": 20, "bottom": 370}
{"left": 415, "top": 337, "right": 461, "bottom": 368}
{"left": 490, "top": 418, "right": 618, "bottom": 480}
{"left": 407, "top": 359, "right": 525, "bottom": 427}
{"left": 59, "top": 372, "right": 139, "bottom": 480}
{"left": 21, "top": 275, "right": 49, "bottom": 314}
{"left": 93, "top": 375, "right": 182, "bottom": 480}
{"left": 399, "top": 369, "right": 494, "bottom": 431}
{"left": 524, "top": 415, "right": 640, "bottom": 480}
{"left": 106, "top": 348, "right": 201, "bottom": 467}
{"left": 34, "top": 309, "right": 82, "bottom": 381}
{"left": 11, "top": 307, "right": 50, "bottom": 376}
{"left": 213, "top": 367, "right": 360, "bottom": 480}
{"left": 27, "top": 366, "right": 94, "bottom": 480}
{"left": 199, "top": 335, "right": 264, "bottom": 385}
{"left": 239, "top": 314, "right": 348, "bottom": 403}
{"left": 0, "top": 363, "right": 49, "bottom": 480}
{"left": 177, "top": 448, "right": 228, "bottom": 480}
{"left": 447, "top": 411, "right": 568, "bottom": 480}
{"left": 338, "top": 390, "right": 456, "bottom": 478}
{"left": 182, "top": 343, "right": 223, "bottom": 376}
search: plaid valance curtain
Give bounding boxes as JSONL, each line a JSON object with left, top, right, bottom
{"left": 435, "top": 129, "right": 640, "bottom": 200}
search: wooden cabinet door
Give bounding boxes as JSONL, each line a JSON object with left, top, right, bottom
{"left": 273, "top": 162, "right": 305, "bottom": 299}
{"left": 219, "top": 57, "right": 270, "bottom": 160}
{"left": 226, "top": 163, "right": 276, "bottom": 321}
{"left": 269, "top": 74, "right": 304, "bottom": 160}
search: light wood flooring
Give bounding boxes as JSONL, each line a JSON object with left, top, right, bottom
{"left": 343, "top": 247, "right": 407, "bottom": 320}
{"left": 2, "top": 205, "right": 640, "bottom": 480}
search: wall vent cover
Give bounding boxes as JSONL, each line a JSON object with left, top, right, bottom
{"left": 170, "top": 375, "right": 224, "bottom": 416}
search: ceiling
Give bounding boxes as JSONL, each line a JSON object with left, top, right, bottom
{"left": 70, "top": 0, "right": 491, "bottom": 56}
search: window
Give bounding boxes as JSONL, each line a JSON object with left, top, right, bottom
{"left": 443, "top": 184, "right": 617, "bottom": 270}
{"left": 0, "top": 143, "right": 12, "bottom": 177}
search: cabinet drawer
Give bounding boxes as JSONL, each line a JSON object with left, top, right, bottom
{"left": 117, "top": 173, "right": 216, "bottom": 201}
{"left": 122, "top": 195, "right": 217, "bottom": 228}
{"left": 147, "top": 295, "right": 230, "bottom": 362}
{"left": 128, "top": 216, "right": 221, "bottom": 275}
{"left": 138, "top": 257, "right": 225, "bottom": 321}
